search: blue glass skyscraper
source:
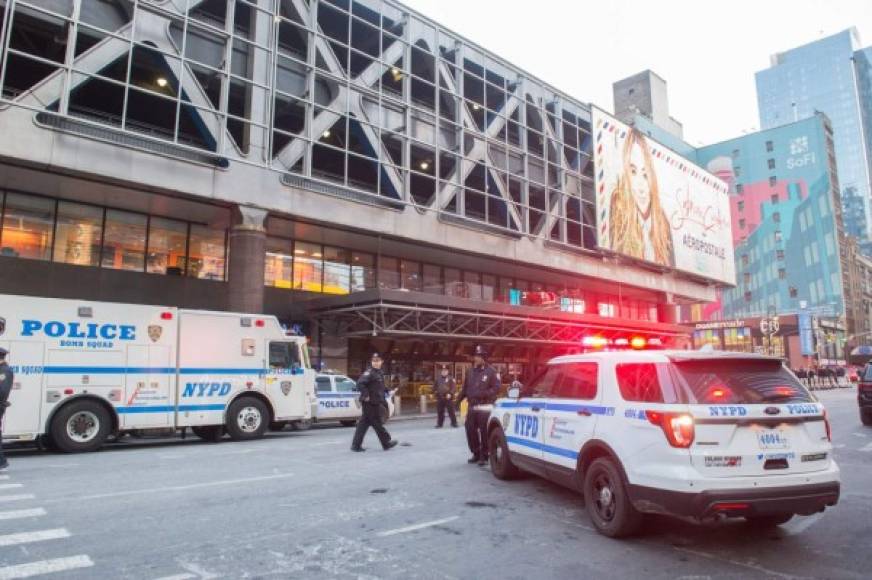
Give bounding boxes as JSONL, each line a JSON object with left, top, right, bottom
{"left": 756, "top": 28, "right": 872, "bottom": 255}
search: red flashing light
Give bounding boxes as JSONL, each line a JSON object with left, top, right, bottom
{"left": 63, "top": 388, "right": 74, "bottom": 395}
{"left": 255, "top": 320, "right": 265, "bottom": 328}
{"left": 646, "top": 411, "right": 695, "bottom": 448}
{"left": 614, "top": 338, "right": 629, "bottom": 347}
{"left": 630, "top": 337, "right": 647, "bottom": 350}
{"left": 713, "top": 503, "right": 750, "bottom": 512}
{"left": 774, "top": 386, "right": 796, "bottom": 398}
{"left": 582, "top": 336, "right": 609, "bottom": 349}
{"left": 160, "top": 312, "right": 173, "bottom": 320}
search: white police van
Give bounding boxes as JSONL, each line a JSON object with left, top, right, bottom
{"left": 0, "top": 294, "right": 316, "bottom": 452}
{"left": 487, "top": 350, "right": 840, "bottom": 537}
{"left": 314, "top": 373, "right": 395, "bottom": 427}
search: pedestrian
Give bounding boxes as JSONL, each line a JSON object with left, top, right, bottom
{"left": 351, "top": 352, "right": 398, "bottom": 452}
{"left": 434, "top": 364, "right": 458, "bottom": 428}
{"left": 808, "top": 367, "right": 817, "bottom": 389}
{"left": 456, "top": 345, "right": 501, "bottom": 466}
{"left": 0, "top": 347, "right": 13, "bottom": 470}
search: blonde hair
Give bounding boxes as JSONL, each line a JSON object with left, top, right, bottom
{"left": 608, "top": 128, "right": 673, "bottom": 266}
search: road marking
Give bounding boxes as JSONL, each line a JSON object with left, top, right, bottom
{"left": 783, "top": 513, "right": 823, "bottom": 536}
{"left": 0, "top": 528, "right": 70, "bottom": 547}
{"left": 860, "top": 442, "right": 872, "bottom": 452}
{"left": 673, "top": 547, "right": 802, "bottom": 580}
{"left": 0, "top": 555, "right": 94, "bottom": 579}
{"left": 47, "top": 472, "right": 296, "bottom": 503}
{"left": 0, "top": 484, "right": 23, "bottom": 491}
{"left": 0, "top": 495, "right": 35, "bottom": 503}
{"left": 153, "top": 574, "right": 197, "bottom": 580}
{"left": 0, "top": 508, "right": 47, "bottom": 521}
{"left": 377, "top": 516, "right": 460, "bottom": 537}
{"left": 833, "top": 443, "right": 846, "bottom": 449}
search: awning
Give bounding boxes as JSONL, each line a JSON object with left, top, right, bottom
{"left": 298, "top": 289, "right": 689, "bottom": 347}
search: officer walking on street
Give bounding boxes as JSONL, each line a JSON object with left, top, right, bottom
{"left": 434, "top": 364, "right": 458, "bottom": 428}
{"left": 0, "top": 347, "right": 14, "bottom": 470}
{"left": 351, "top": 352, "right": 398, "bottom": 452}
{"left": 457, "top": 345, "right": 500, "bottom": 466}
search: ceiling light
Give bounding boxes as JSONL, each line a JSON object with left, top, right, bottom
{"left": 322, "top": 130, "right": 331, "bottom": 139}
{"left": 391, "top": 67, "right": 403, "bottom": 81}
{"left": 472, "top": 103, "right": 481, "bottom": 111}
{"left": 156, "top": 77, "right": 168, "bottom": 88}
{"left": 419, "top": 161, "right": 430, "bottom": 171}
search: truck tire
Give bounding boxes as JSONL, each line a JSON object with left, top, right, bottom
{"left": 226, "top": 397, "right": 269, "bottom": 441}
{"left": 50, "top": 400, "right": 112, "bottom": 453}
{"left": 583, "top": 457, "right": 643, "bottom": 538}
{"left": 192, "top": 426, "right": 224, "bottom": 442}
{"left": 488, "top": 428, "right": 520, "bottom": 480}
{"left": 861, "top": 409, "right": 872, "bottom": 427}
{"left": 745, "top": 513, "right": 794, "bottom": 527}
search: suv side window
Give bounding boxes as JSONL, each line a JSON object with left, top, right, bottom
{"left": 315, "top": 377, "right": 332, "bottom": 393}
{"left": 336, "top": 377, "right": 357, "bottom": 392}
{"left": 523, "top": 365, "right": 564, "bottom": 398}
{"left": 553, "top": 363, "right": 598, "bottom": 399}
{"left": 616, "top": 363, "right": 664, "bottom": 403}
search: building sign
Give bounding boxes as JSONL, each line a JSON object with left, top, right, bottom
{"left": 694, "top": 320, "right": 746, "bottom": 330}
{"left": 799, "top": 312, "right": 815, "bottom": 356}
{"left": 592, "top": 108, "right": 735, "bottom": 285}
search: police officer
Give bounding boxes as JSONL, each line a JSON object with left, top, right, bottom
{"left": 457, "top": 345, "right": 500, "bottom": 466}
{"left": 434, "top": 364, "right": 458, "bottom": 429}
{"left": 0, "top": 347, "right": 13, "bottom": 470}
{"left": 351, "top": 352, "right": 398, "bottom": 452}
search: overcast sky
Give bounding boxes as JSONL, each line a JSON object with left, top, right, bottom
{"left": 401, "top": 0, "right": 872, "bottom": 146}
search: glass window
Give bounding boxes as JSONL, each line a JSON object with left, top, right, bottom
{"left": 293, "top": 241, "right": 323, "bottom": 292}
{"left": 616, "top": 363, "right": 665, "bottom": 403}
{"left": 482, "top": 274, "right": 496, "bottom": 302}
{"left": 269, "top": 341, "right": 301, "bottom": 369}
{"left": 423, "top": 264, "right": 442, "bottom": 294}
{"left": 523, "top": 364, "right": 562, "bottom": 398}
{"left": 553, "top": 362, "right": 598, "bottom": 399}
{"left": 464, "top": 271, "right": 482, "bottom": 300}
{"left": 323, "top": 246, "right": 351, "bottom": 295}
{"left": 188, "top": 225, "right": 226, "bottom": 281}
{"left": 351, "top": 251, "right": 375, "bottom": 292}
{"left": 336, "top": 376, "right": 357, "bottom": 392}
{"left": 147, "top": 217, "right": 188, "bottom": 275}
{"left": 315, "top": 376, "right": 333, "bottom": 392}
{"left": 378, "top": 256, "right": 400, "bottom": 289}
{"left": 401, "top": 259, "right": 422, "bottom": 291}
{"left": 444, "top": 267, "right": 463, "bottom": 297}
{"left": 0, "top": 193, "right": 55, "bottom": 260}
{"left": 101, "top": 210, "right": 146, "bottom": 271}
{"left": 53, "top": 202, "right": 103, "bottom": 267}
{"left": 672, "top": 360, "right": 812, "bottom": 404}
{"left": 265, "top": 237, "right": 294, "bottom": 288}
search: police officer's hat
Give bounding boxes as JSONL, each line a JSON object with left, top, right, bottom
{"left": 473, "top": 345, "right": 488, "bottom": 358}
{"left": 0, "top": 347, "right": 7, "bottom": 357}
{"left": 370, "top": 351, "right": 383, "bottom": 361}
{"left": 440, "top": 364, "right": 450, "bottom": 370}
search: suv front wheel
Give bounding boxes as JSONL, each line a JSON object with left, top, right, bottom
{"left": 488, "top": 428, "right": 520, "bottom": 480}
{"left": 583, "top": 457, "right": 643, "bottom": 538}
{"left": 861, "top": 409, "right": 872, "bottom": 427}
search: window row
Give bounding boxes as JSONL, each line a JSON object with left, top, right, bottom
{"left": 0, "top": 191, "right": 227, "bottom": 280}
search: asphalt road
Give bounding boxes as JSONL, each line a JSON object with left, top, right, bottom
{"left": 0, "top": 388, "right": 869, "bottom": 580}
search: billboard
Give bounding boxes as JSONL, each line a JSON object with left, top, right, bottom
{"left": 592, "top": 108, "right": 735, "bottom": 285}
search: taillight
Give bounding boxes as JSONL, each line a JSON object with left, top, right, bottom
{"left": 646, "top": 411, "right": 695, "bottom": 448}
{"left": 824, "top": 409, "right": 832, "bottom": 442}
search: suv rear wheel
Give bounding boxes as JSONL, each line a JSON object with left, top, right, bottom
{"left": 861, "top": 409, "right": 872, "bottom": 427}
{"left": 583, "top": 457, "right": 643, "bottom": 538}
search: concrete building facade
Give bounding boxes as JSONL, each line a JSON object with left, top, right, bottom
{"left": 612, "top": 70, "right": 683, "bottom": 140}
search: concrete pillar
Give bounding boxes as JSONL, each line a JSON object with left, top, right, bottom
{"left": 658, "top": 292, "right": 678, "bottom": 325}
{"left": 228, "top": 205, "right": 268, "bottom": 313}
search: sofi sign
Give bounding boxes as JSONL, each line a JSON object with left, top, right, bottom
{"left": 20, "top": 320, "right": 136, "bottom": 341}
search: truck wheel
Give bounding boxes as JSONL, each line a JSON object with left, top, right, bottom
{"left": 861, "top": 410, "right": 872, "bottom": 427}
{"left": 50, "top": 400, "right": 112, "bottom": 453}
{"left": 583, "top": 457, "right": 643, "bottom": 538}
{"left": 488, "top": 429, "right": 520, "bottom": 480}
{"left": 192, "top": 426, "right": 224, "bottom": 442}
{"left": 226, "top": 397, "right": 269, "bottom": 441}
{"left": 745, "top": 513, "right": 794, "bottom": 527}
{"left": 340, "top": 420, "right": 357, "bottom": 427}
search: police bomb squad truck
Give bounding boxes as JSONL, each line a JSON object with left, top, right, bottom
{"left": 0, "top": 294, "right": 316, "bottom": 452}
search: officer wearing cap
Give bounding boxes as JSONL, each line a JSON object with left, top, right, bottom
{"left": 0, "top": 347, "right": 13, "bottom": 470}
{"left": 351, "top": 352, "right": 398, "bottom": 452}
{"left": 457, "top": 345, "right": 500, "bottom": 466}
{"left": 433, "top": 364, "right": 458, "bottom": 429}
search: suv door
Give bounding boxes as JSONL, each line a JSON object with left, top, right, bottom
{"left": 315, "top": 375, "right": 337, "bottom": 420}
{"left": 503, "top": 365, "right": 560, "bottom": 464}
{"left": 334, "top": 375, "right": 362, "bottom": 418}
{"left": 540, "top": 362, "right": 600, "bottom": 471}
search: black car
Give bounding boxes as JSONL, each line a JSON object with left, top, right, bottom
{"left": 860, "top": 364, "right": 872, "bottom": 426}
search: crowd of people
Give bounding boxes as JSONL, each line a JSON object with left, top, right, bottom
{"left": 791, "top": 366, "right": 852, "bottom": 389}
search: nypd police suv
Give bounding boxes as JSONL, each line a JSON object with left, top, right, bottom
{"left": 314, "top": 373, "right": 395, "bottom": 426}
{"left": 486, "top": 350, "right": 840, "bottom": 537}
{"left": 0, "top": 294, "right": 316, "bottom": 452}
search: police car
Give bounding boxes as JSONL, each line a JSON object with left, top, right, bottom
{"left": 486, "top": 350, "right": 840, "bottom": 538}
{"left": 314, "top": 373, "right": 396, "bottom": 427}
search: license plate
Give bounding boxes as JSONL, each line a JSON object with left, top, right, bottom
{"left": 758, "top": 430, "right": 790, "bottom": 449}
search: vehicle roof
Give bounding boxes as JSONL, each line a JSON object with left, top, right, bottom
{"left": 548, "top": 350, "right": 782, "bottom": 365}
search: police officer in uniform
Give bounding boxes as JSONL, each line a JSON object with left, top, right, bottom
{"left": 351, "top": 352, "right": 398, "bottom": 452}
{"left": 0, "top": 347, "right": 13, "bottom": 470}
{"left": 457, "top": 345, "right": 500, "bottom": 466}
{"left": 434, "top": 364, "right": 458, "bottom": 428}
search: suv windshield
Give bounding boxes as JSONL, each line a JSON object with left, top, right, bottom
{"left": 864, "top": 365, "right": 872, "bottom": 381}
{"left": 671, "top": 359, "right": 814, "bottom": 404}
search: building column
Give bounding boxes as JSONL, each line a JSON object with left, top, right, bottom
{"left": 228, "top": 205, "right": 268, "bottom": 314}
{"left": 658, "top": 293, "right": 678, "bottom": 325}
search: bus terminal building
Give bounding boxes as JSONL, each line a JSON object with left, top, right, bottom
{"left": 0, "top": 0, "right": 729, "bottom": 385}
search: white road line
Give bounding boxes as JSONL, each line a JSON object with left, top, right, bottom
{"left": 0, "top": 528, "right": 70, "bottom": 547}
{"left": 0, "top": 555, "right": 94, "bottom": 579}
{"left": 47, "top": 472, "right": 296, "bottom": 503}
{"left": 377, "top": 516, "right": 460, "bottom": 537}
{"left": 860, "top": 441, "right": 872, "bottom": 452}
{"left": 853, "top": 432, "right": 868, "bottom": 438}
{"left": 0, "top": 508, "right": 46, "bottom": 521}
{"left": 673, "top": 547, "right": 802, "bottom": 580}
{"left": 783, "top": 513, "right": 824, "bottom": 536}
{"left": 0, "top": 476, "right": 9, "bottom": 480}
{"left": 152, "top": 574, "right": 197, "bottom": 580}
{"left": 0, "top": 485, "right": 23, "bottom": 491}
{"left": 0, "top": 495, "right": 34, "bottom": 504}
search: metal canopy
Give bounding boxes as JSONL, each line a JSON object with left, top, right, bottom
{"left": 305, "top": 290, "right": 689, "bottom": 347}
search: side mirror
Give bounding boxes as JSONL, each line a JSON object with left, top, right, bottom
{"left": 507, "top": 386, "right": 521, "bottom": 399}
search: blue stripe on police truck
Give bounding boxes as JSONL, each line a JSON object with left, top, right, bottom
{"left": 505, "top": 436, "right": 579, "bottom": 460}
{"left": 116, "top": 404, "right": 225, "bottom": 414}
{"left": 316, "top": 393, "right": 358, "bottom": 398}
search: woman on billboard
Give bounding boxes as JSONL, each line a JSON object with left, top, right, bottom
{"left": 608, "top": 128, "right": 674, "bottom": 267}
